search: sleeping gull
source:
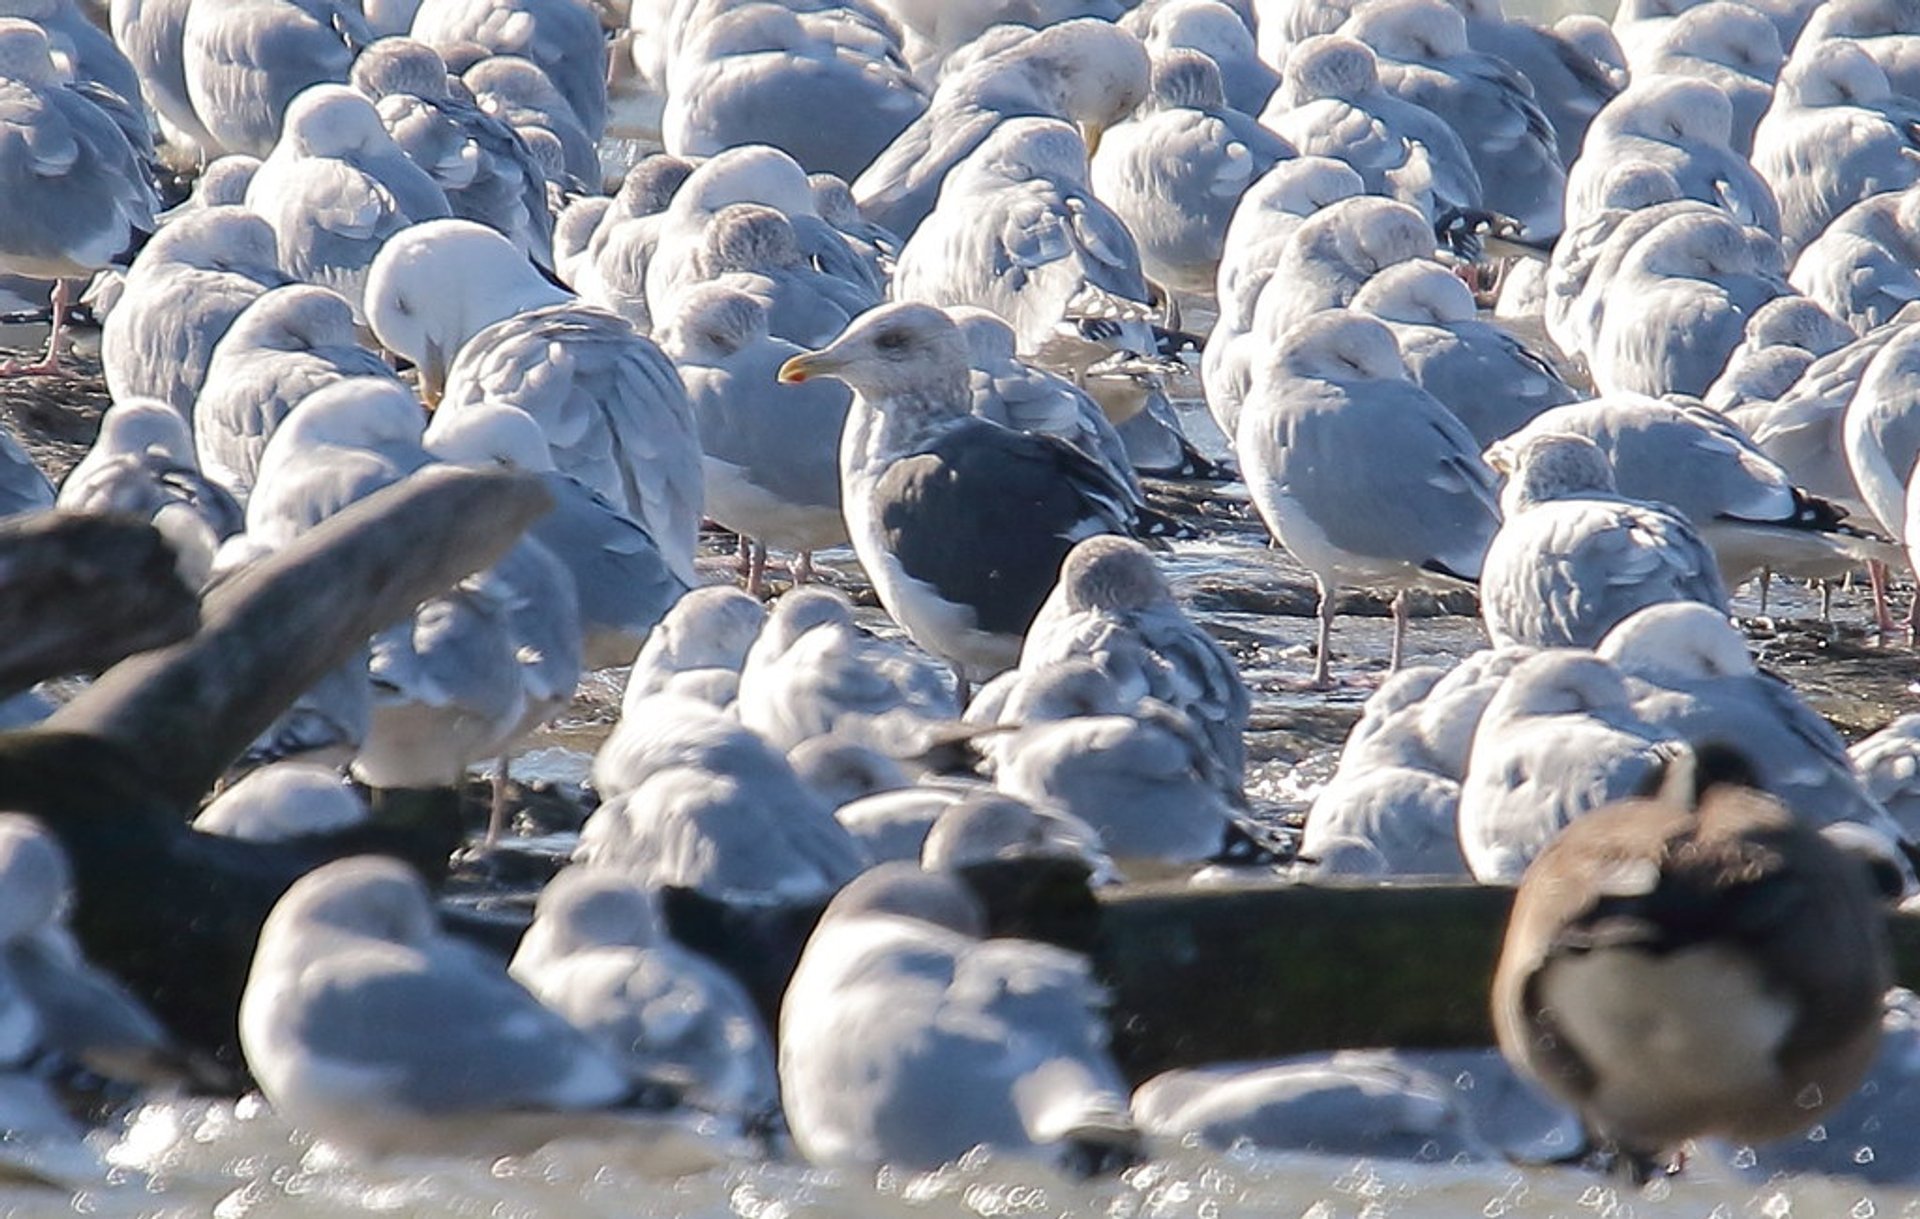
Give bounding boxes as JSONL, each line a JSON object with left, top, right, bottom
{"left": 192, "top": 283, "right": 404, "bottom": 500}
{"left": 1449, "top": 0, "right": 1619, "bottom": 167}
{"left": 409, "top": 0, "right": 610, "bottom": 143}
{"left": 1348, "top": 260, "right": 1575, "bottom": 446}
{"left": 676, "top": 202, "right": 878, "bottom": 349}
{"left": 192, "top": 762, "right": 370, "bottom": 841}
{"left": 1339, "top": 0, "right": 1565, "bottom": 239}
{"left": 1245, "top": 193, "right": 1437, "bottom": 360}
{"left": 580, "top": 698, "right": 869, "bottom": 902}
{"left": 1584, "top": 209, "right": 1788, "bottom": 398}
{"left": 1790, "top": 184, "right": 1920, "bottom": 336}
{"left": 365, "top": 218, "right": 704, "bottom": 583}
{"left": 661, "top": 1, "right": 927, "bottom": 182}
{"left": 571, "top": 153, "right": 694, "bottom": 329}
{"left": 893, "top": 116, "right": 1170, "bottom": 390}
{"left": 1479, "top": 431, "right": 1729, "bottom": 649}
{"left": 1843, "top": 318, "right": 1920, "bottom": 550}
{"left": 100, "top": 206, "right": 290, "bottom": 419}
{"left": 778, "top": 862, "right": 1136, "bottom": 1171}
{"left": 993, "top": 663, "right": 1247, "bottom": 863}
{"left": 1631, "top": 1, "right": 1782, "bottom": 155}
{"left": 1238, "top": 310, "right": 1500, "bottom": 688}
{"left": 1705, "top": 295, "right": 1855, "bottom": 411}
{"left": 509, "top": 867, "right": 780, "bottom": 1133}
{"left": 1020, "top": 534, "right": 1250, "bottom": 784}
{"left": 624, "top": 586, "right": 763, "bottom": 707}
{"left": 658, "top": 283, "right": 847, "bottom": 593}
{"left": 1750, "top": 38, "right": 1920, "bottom": 260}
{"left": 239, "top": 855, "right": 715, "bottom": 1158}
{"left": 56, "top": 397, "right": 244, "bottom": 585}
{"left": 243, "top": 83, "right": 452, "bottom": 320}
{"left": 425, "top": 401, "right": 686, "bottom": 669}
{"left": 109, "top": 0, "right": 218, "bottom": 157}
{"left": 1562, "top": 75, "right": 1780, "bottom": 236}
{"left": 1259, "top": 33, "right": 1483, "bottom": 224}
{"left": 0, "top": 17, "right": 156, "bottom": 376}
{"left": 457, "top": 51, "right": 599, "bottom": 187}
{"left": 1597, "top": 601, "right": 1911, "bottom": 849}
{"left": 1556, "top": 12, "right": 1629, "bottom": 86}
{"left": 734, "top": 585, "right": 960, "bottom": 756}
{"left": 350, "top": 36, "right": 556, "bottom": 268}
{"left": 242, "top": 376, "right": 426, "bottom": 548}
{"left": 166, "top": 153, "right": 264, "bottom": 211}
{"left": 778, "top": 302, "right": 1136, "bottom": 687}
{"left": 852, "top": 18, "right": 1149, "bottom": 241}
{"left": 180, "top": 0, "right": 373, "bottom": 158}
{"left": 789, "top": 735, "right": 913, "bottom": 811}
{"left": 1456, "top": 649, "right": 1679, "bottom": 883}
{"left": 1139, "top": 0, "right": 1278, "bottom": 114}
{"left": 1851, "top": 713, "right": 1920, "bottom": 838}
{"left": 1490, "top": 394, "right": 1886, "bottom": 591}
{"left": 1086, "top": 49, "right": 1293, "bottom": 299}
{"left": 919, "top": 790, "right": 1115, "bottom": 885}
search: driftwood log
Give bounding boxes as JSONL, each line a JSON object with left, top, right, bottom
{"left": 0, "top": 467, "right": 551, "bottom": 1068}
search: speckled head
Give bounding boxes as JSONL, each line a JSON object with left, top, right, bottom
{"left": 1057, "top": 535, "right": 1174, "bottom": 614}
{"left": 350, "top": 37, "right": 452, "bottom": 101}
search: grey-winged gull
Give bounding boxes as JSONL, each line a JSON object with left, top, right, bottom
{"left": 365, "top": 218, "right": 704, "bottom": 583}
{"left": 1842, "top": 318, "right": 1920, "bottom": 547}
{"left": 1245, "top": 193, "right": 1438, "bottom": 361}
{"left": 1751, "top": 38, "right": 1920, "bottom": 260}
{"left": 457, "top": 50, "right": 599, "bottom": 187}
{"left": 788, "top": 735, "right": 913, "bottom": 811}
{"left": 243, "top": 83, "right": 452, "bottom": 320}
{"left": 242, "top": 375, "right": 427, "bottom": 547}
{"left": 778, "top": 862, "right": 1136, "bottom": 1171}
{"left": 425, "top": 401, "right": 687, "bottom": 669}
{"left": 1851, "top": 713, "right": 1920, "bottom": 838}
{"left": 1790, "top": 184, "right": 1920, "bottom": 336}
{"left": 1541, "top": 158, "right": 1703, "bottom": 365}
{"left": 1480, "top": 431, "right": 1729, "bottom": 649}
{"left": 1259, "top": 33, "right": 1483, "bottom": 224}
{"left": 0, "top": 17, "right": 155, "bottom": 376}
{"left": 1340, "top": 0, "right": 1566, "bottom": 239}
{"left": 181, "top": 0, "right": 373, "bottom": 158}
{"left": 100, "top": 206, "right": 290, "bottom": 419}
{"left": 623, "top": 585, "right": 764, "bottom": 707}
{"left": 239, "top": 855, "right": 721, "bottom": 1160}
{"left": 510, "top": 866, "right": 779, "bottom": 1132}
{"left": 351, "top": 36, "right": 556, "bottom": 268}
{"left": 1020, "top": 534, "right": 1250, "bottom": 784}
{"left": 778, "top": 301, "right": 1136, "bottom": 687}
{"left": 678, "top": 201, "right": 877, "bottom": 349}
{"left": 1456, "top": 648, "right": 1679, "bottom": 882}
{"left": 1490, "top": 394, "right": 1886, "bottom": 591}
{"left": 661, "top": 1, "right": 927, "bottom": 182}
{"left": 851, "top": 18, "right": 1149, "bottom": 241}
{"left": 657, "top": 282, "right": 850, "bottom": 591}
{"left": 1585, "top": 209, "right": 1788, "bottom": 399}
{"left": 571, "top": 154, "right": 694, "bottom": 330}
{"left": 1631, "top": 1, "right": 1782, "bottom": 155}
{"left": 1449, "top": 0, "right": 1619, "bottom": 167}
{"left": 109, "top": 0, "right": 216, "bottom": 157}
{"left": 193, "top": 283, "right": 404, "bottom": 500}
{"left": 734, "top": 585, "right": 960, "bottom": 755}
{"left": 56, "top": 397, "right": 244, "bottom": 584}
{"left": 1238, "top": 310, "right": 1500, "bottom": 688}
{"left": 1705, "top": 295, "right": 1855, "bottom": 411}
{"left": 1347, "top": 260, "right": 1575, "bottom": 446}
{"left": 1087, "top": 50, "right": 1293, "bottom": 298}
{"left": 409, "top": 0, "right": 609, "bottom": 143}
{"left": 1139, "top": 0, "right": 1278, "bottom": 114}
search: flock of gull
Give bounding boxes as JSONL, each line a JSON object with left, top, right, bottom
{"left": 4, "top": 0, "right": 1920, "bottom": 1194}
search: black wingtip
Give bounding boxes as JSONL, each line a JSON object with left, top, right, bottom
{"left": 1209, "top": 818, "right": 1286, "bottom": 867}
{"left": 112, "top": 226, "right": 155, "bottom": 269}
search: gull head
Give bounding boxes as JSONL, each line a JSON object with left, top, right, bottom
{"left": 1282, "top": 35, "right": 1381, "bottom": 105}
{"left": 816, "top": 861, "right": 987, "bottom": 939}
{"left": 1271, "top": 310, "right": 1409, "bottom": 383}
{"left": 1350, "top": 259, "right": 1477, "bottom": 326}
{"left": 1148, "top": 48, "right": 1227, "bottom": 112}
{"left": 227, "top": 284, "right": 363, "bottom": 356}
{"left": 423, "top": 401, "right": 556, "bottom": 472}
{"left": 0, "top": 19, "right": 57, "bottom": 87}
{"left": 616, "top": 153, "right": 695, "bottom": 219}
{"left": 778, "top": 303, "right": 971, "bottom": 412}
{"left": 137, "top": 206, "right": 281, "bottom": 279}
{"left": 514, "top": 867, "right": 663, "bottom": 974}
{"left": 1490, "top": 431, "right": 1617, "bottom": 511}
{"left": 703, "top": 203, "right": 803, "bottom": 276}
{"left": 1056, "top": 535, "right": 1175, "bottom": 614}
{"left": 278, "top": 85, "right": 394, "bottom": 160}
{"left": 1341, "top": 0, "right": 1471, "bottom": 62}
{"left": 658, "top": 282, "right": 771, "bottom": 364}
{"left": 350, "top": 37, "right": 453, "bottom": 102}
{"left": 1597, "top": 601, "right": 1753, "bottom": 683}
{"left": 260, "top": 856, "right": 437, "bottom": 951}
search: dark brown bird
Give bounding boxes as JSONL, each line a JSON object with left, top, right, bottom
{"left": 1492, "top": 744, "right": 1892, "bottom": 1180}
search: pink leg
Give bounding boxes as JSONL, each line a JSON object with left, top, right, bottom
{"left": 1389, "top": 589, "right": 1409, "bottom": 672}
{"left": 1870, "top": 560, "right": 1899, "bottom": 635}
{"left": 745, "top": 539, "right": 768, "bottom": 599}
{"left": 794, "top": 550, "right": 815, "bottom": 584}
{"left": 0, "top": 280, "right": 69, "bottom": 378}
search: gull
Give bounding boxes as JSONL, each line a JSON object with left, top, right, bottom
{"left": 350, "top": 36, "right": 555, "bottom": 268}
{"left": 192, "top": 762, "right": 369, "bottom": 841}
{"left": 1341, "top": 0, "right": 1566, "bottom": 239}
{"left": 510, "top": 866, "right": 780, "bottom": 1132}
{"left": 1632, "top": 1, "right": 1782, "bottom": 155}
{"left": 778, "top": 862, "right": 1136, "bottom": 1171}
{"left": 1851, "top": 713, "right": 1920, "bottom": 839}
{"left": 365, "top": 218, "right": 704, "bottom": 583}
{"left": 851, "top": 18, "right": 1150, "bottom": 241}
{"left": 1259, "top": 33, "right": 1483, "bottom": 224}
{"left": 109, "top": 0, "right": 219, "bottom": 157}
{"left": 1790, "top": 184, "right": 1920, "bottom": 336}
{"left": 1138, "top": 0, "right": 1279, "bottom": 115}
{"left": 456, "top": 50, "right": 599, "bottom": 187}
{"left": 676, "top": 202, "right": 877, "bottom": 349}
{"left": 100, "top": 206, "right": 291, "bottom": 419}
{"left": 192, "top": 283, "right": 403, "bottom": 501}
{"left": 623, "top": 586, "right": 764, "bottom": 707}
{"left": 1750, "top": 38, "right": 1920, "bottom": 260}
{"left": 181, "top": 0, "right": 373, "bottom": 158}
{"left": 0, "top": 17, "right": 155, "bottom": 376}
{"left": 1348, "top": 260, "right": 1576, "bottom": 446}
{"left": 243, "top": 83, "right": 452, "bottom": 320}
{"left": 1705, "top": 295, "right": 1856, "bottom": 410}
{"left": 1480, "top": 431, "right": 1729, "bottom": 649}
{"left": 410, "top": 0, "right": 610, "bottom": 144}
{"left": 1238, "top": 310, "right": 1500, "bottom": 687}
{"left": 658, "top": 282, "right": 848, "bottom": 593}
{"left": 1020, "top": 534, "right": 1250, "bottom": 783}
{"left": 1447, "top": 0, "right": 1620, "bottom": 168}
{"left": 573, "top": 154, "right": 694, "bottom": 330}
{"left": 1087, "top": 49, "right": 1294, "bottom": 299}
{"left": 239, "top": 855, "right": 712, "bottom": 1157}
{"left": 778, "top": 302, "right": 1137, "bottom": 687}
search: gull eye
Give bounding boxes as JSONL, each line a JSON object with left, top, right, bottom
{"left": 874, "top": 329, "right": 908, "bottom": 353}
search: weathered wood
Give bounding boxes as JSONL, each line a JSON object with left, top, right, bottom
{"left": 47, "top": 466, "right": 553, "bottom": 811}
{"left": 1, "top": 467, "right": 551, "bottom": 1069}
{"left": 0, "top": 512, "right": 197, "bottom": 694}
